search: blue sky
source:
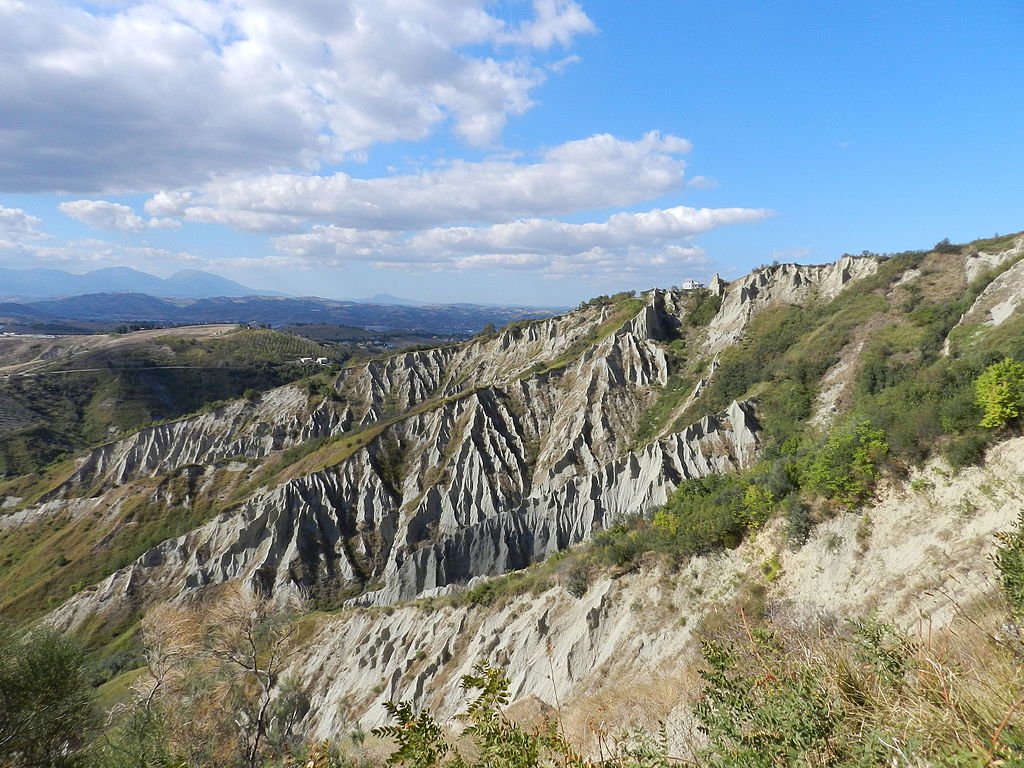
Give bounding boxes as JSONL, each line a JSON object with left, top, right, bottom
{"left": 1, "top": 0, "right": 1021, "bottom": 305}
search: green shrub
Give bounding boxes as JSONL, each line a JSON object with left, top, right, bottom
{"left": 703, "top": 306, "right": 814, "bottom": 410}
{"left": 943, "top": 431, "right": 988, "bottom": 470}
{"left": 695, "top": 629, "right": 852, "bottom": 768}
{"left": 737, "top": 485, "right": 775, "bottom": 530}
{"left": 976, "top": 358, "right": 1024, "bottom": 428}
{"left": 373, "top": 662, "right": 673, "bottom": 768}
{"left": 375, "top": 436, "right": 408, "bottom": 497}
{"left": 781, "top": 495, "right": 811, "bottom": 548}
{"left": 564, "top": 562, "right": 589, "bottom": 598}
{"left": 686, "top": 290, "right": 722, "bottom": 327}
{"left": 0, "top": 623, "right": 98, "bottom": 767}
{"left": 800, "top": 422, "right": 888, "bottom": 508}
{"left": 995, "top": 512, "right": 1024, "bottom": 619}
{"left": 577, "top": 290, "right": 638, "bottom": 310}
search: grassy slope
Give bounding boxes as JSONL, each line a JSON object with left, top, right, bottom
{"left": 0, "top": 328, "right": 341, "bottom": 477}
{"left": 0, "top": 469, "right": 238, "bottom": 626}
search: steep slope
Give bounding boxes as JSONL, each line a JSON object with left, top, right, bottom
{"left": 946, "top": 234, "right": 1024, "bottom": 351}
{"left": 286, "top": 434, "right": 1024, "bottom": 737}
{"left": 9, "top": 241, "right": 1004, "bottom": 634}
{"left": 5, "top": 235, "right": 1024, "bottom": 755}
{"left": 702, "top": 254, "right": 880, "bottom": 351}
{"left": 35, "top": 293, "right": 765, "bottom": 632}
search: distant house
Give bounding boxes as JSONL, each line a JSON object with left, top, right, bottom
{"left": 681, "top": 279, "right": 705, "bottom": 290}
{"left": 316, "top": 357, "right": 329, "bottom": 365}
{"left": 299, "top": 357, "right": 313, "bottom": 364}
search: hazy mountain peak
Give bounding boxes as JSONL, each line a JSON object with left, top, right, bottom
{"left": 0, "top": 266, "right": 282, "bottom": 300}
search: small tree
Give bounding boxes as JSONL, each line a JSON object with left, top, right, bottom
{"left": 0, "top": 623, "right": 97, "bottom": 768}
{"left": 121, "top": 584, "right": 305, "bottom": 768}
{"left": 737, "top": 485, "right": 775, "bottom": 530}
{"left": 976, "top": 358, "right": 1024, "bottom": 429}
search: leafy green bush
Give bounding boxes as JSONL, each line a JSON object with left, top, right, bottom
{"left": 373, "top": 662, "right": 672, "bottom": 767}
{"left": 375, "top": 436, "right": 408, "bottom": 497}
{"left": 696, "top": 629, "right": 852, "bottom": 768}
{"left": 703, "top": 306, "right": 815, "bottom": 411}
{"left": 685, "top": 289, "right": 722, "bottom": 327}
{"left": 694, "top": 614, "right": 1023, "bottom": 767}
{"left": 577, "top": 290, "right": 638, "bottom": 311}
{"left": 995, "top": 512, "right": 1024, "bottom": 619}
{"left": 943, "top": 431, "right": 988, "bottom": 470}
{"left": 781, "top": 495, "right": 811, "bottom": 548}
{"left": 800, "top": 422, "right": 888, "bottom": 508}
{"left": 564, "top": 561, "right": 590, "bottom": 598}
{"left": 976, "top": 358, "right": 1024, "bottom": 428}
{"left": 0, "top": 623, "right": 98, "bottom": 767}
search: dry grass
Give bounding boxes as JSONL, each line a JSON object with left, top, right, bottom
{"left": 560, "top": 660, "right": 703, "bottom": 760}
{"left": 697, "top": 598, "right": 1024, "bottom": 765}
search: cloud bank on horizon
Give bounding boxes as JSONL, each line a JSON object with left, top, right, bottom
{"left": 0, "top": 0, "right": 771, "bottom": 299}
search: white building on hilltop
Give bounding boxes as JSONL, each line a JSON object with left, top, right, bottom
{"left": 681, "top": 279, "right": 705, "bottom": 290}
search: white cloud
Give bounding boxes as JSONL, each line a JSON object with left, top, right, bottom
{"left": 270, "top": 204, "right": 771, "bottom": 279}
{"left": 407, "top": 205, "right": 770, "bottom": 254}
{"left": 546, "top": 54, "right": 581, "bottom": 74}
{"left": 0, "top": 0, "right": 595, "bottom": 193}
{"left": 0, "top": 205, "right": 45, "bottom": 240}
{"left": 146, "top": 132, "right": 693, "bottom": 232}
{"left": 509, "top": 0, "right": 597, "bottom": 48}
{"left": 686, "top": 175, "right": 718, "bottom": 190}
{"left": 0, "top": 236, "right": 200, "bottom": 271}
{"left": 59, "top": 200, "right": 180, "bottom": 232}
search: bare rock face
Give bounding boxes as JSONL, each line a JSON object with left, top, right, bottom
{"left": 961, "top": 235, "right": 1024, "bottom": 283}
{"left": 54, "top": 385, "right": 349, "bottom": 495}
{"left": 47, "top": 291, "right": 759, "bottom": 630}
{"left": 37, "top": 254, "right": 886, "bottom": 638}
{"left": 285, "top": 434, "right": 1024, "bottom": 737}
{"left": 704, "top": 256, "right": 879, "bottom": 351}
{"left": 957, "top": 257, "right": 1024, "bottom": 328}
{"left": 941, "top": 239, "right": 1024, "bottom": 355}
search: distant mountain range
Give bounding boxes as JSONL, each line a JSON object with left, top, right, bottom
{"left": 358, "top": 293, "right": 425, "bottom": 306}
{"left": 0, "top": 267, "right": 502, "bottom": 309}
{"left": 0, "top": 266, "right": 282, "bottom": 300}
{"left": 0, "top": 266, "right": 566, "bottom": 333}
{"left": 0, "top": 292, "right": 562, "bottom": 335}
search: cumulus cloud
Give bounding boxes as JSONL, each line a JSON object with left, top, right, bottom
{"left": 0, "top": 205, "right": 45, "bottom": 240}
{"left": 510, "top": 0, "right": 597, "bottom": 48}
{"left": 146, "top": 132, "right": 693, "bottom": 233}
{"left": 270, "top": 204, "right": 771, "bottom": 279}
{"left": 407, "top": 206, "right": 767, "bottom": 254}
{"left": 0, "top": 0, "right": 595, "bottom": 193}
{"left": 59, "top": 200, "right": 180, "bottom": 232}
